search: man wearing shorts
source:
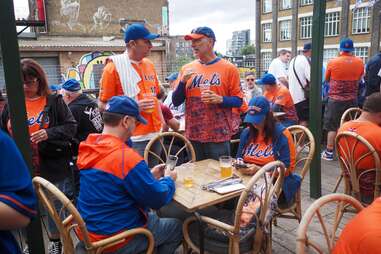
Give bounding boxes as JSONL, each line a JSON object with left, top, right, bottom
{"left": 322, "top": 38, "right": 364, "bottom": 160}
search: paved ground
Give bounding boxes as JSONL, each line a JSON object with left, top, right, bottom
{"left": 271, "top": 158, "right": 353, "bottom": 254}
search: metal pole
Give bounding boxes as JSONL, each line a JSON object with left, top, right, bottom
{"left": 255, "top": 0, "right": 261, "bottom": 77}
{"left": 309, "top": 0, "right": 326, "bottom": 198}
{"left": 0, "top": 0, "right": 45, "bottom": 253}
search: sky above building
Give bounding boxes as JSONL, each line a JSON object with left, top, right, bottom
{"left": 168, "top": 0, "right": 255, "bottom": 54}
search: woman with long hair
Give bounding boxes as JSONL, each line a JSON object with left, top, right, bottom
{"left": 1, "top": 58, "right": 77, "bottom": 254}
{"left": 236, "top": 96, "right": 300, "bottom": 205}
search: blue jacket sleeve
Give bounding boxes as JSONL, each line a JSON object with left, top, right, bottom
{"left": 236, "top": 128, "right": 250, "bottom": 159}
{"left": 221, "top": 96, "right": 243, "bottom": 108}
{"left": 123, "top": 161, "right": 176, "bottom": 210}
{"left": 0, "top": 131, "right": 37, "bottom": 219}
{"left": 273, "top": 131, "right": 291, "bottom": 169}
{"left": 172, "top": 81, "right": 187, "bottom": 106}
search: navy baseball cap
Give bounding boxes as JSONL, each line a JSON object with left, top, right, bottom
{"left": 303, "top": 42, "right": 312, "bottom": 52}
{"left": 165, "top": 72, "right": 179, "bottom": 82}
{"left": 61, "top": 79, "right": 81, "bottom": 92}
{"left": 255, "top": 73, "right": 277, "bottom": 85}
{"left": 184, "top": 26, "right": 216, "bottom": 41}
{"left": 244, "top": 96, "right": 270, "bottom": 124}
{"left": 339, "top": 38, "right": 354, "bottom": 52}
{"left": 105, "top": 96, "right": 147, "bottom": 124}
{"left": 124, "top": 23, "right": 160, "bottom": 43}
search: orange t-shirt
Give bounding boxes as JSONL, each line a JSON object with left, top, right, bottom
{"left": 99, "top": 58, "right": 162, "bottom": 136}
{"left": 264, "top": 85, "right": 298, "bottom": 122}
{"left": 7, "top": 97, "right": 48, "bottom": 135}
{"left": 338, "top": 120, "right": 381, "bottom": 171}
{"left": 333, "top": 197, "right": 381, "bottom": 254}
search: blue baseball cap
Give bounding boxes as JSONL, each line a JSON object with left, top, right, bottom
{"left": 244, "top": 96, "right": 270, "bottom": 124}
{"left": 105, "top": 96, "right": 147, "bottom": 124}
{"left": 303, "top": 42, "right": 312, "bottom": 52}
{"left": 61, "top": 79, "right": 81, "bottom": 92}
{"left": 124, "top": 23, "right": 160, "bottom": 43}
{"left": 339, "top": 38, "right": 354, "bottom": 52}
{"left": 255, "top": 73, "right": 277, "bottom": 85}
{"left": 165, "top": 72, "right": 179, "bottom": 82}
{"left": 184, "top": 26, "right": 216, "bottom": 41}
{"left": 49, "top": 84, "right": 61, "bottom": 91}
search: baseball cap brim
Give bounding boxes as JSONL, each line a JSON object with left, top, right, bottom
{"left": 255, "top": 79, "right": 264, "bottom": 85}
{"left": 136, "top": 115, "right": 148, "bottom": 125}
{"left": 244, "top": 113, "right": 266, "bottom": 125}
{"left": 184, "top": 34, "right": 205, "bottom": 40}
{"left": 340, "top": 47, "right": 354, "bottom": 52}
{"left": 144, "top": 33, "right": 160, "bottom": 40}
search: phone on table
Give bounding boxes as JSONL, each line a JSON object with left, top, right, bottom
{"left": 233, "top": 158, "right": 248, "bottom": 169}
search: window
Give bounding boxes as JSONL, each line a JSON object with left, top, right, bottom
{"left": 354, "top": 47, "right": 368, "bottom": 63}
{"left": 263, "top": 0, "right": 272, "bottom": 13}
{"left": 352, "top": 7, "right": 371, "bottom": 34}
{"left": 279, "top": 20, "right": 291, "bottom": 41}
{"left": 261, "top": 52, "right": 272, "bottom": 74}
{"left": 300, "top": 16, "right": 313, "bottom": 39}
{"left": 262, "top": 23, "right": 272, "bottom": 43}
{"left": 323, "top": 49, "right": 338, "bottom": 65}
{"left": 325, "top": 12, "right": 340, "bottom": 37}
{"left": 280, "top": 0, "right": 292, "bottom": 10}
{"left": 300, "top": 0, "right": 313, "bottom": 6}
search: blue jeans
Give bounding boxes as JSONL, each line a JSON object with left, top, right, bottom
{"left": 132, "top": 140, "right": 162, "bottom": 167}
{"left": 191, "top": 140, "right": 231, "bottom": 161}
{"left": 47, "top": 177, "right": 74, "bottom": 239}
{"left": 113, "top": 212, "right": 182, "bottom": 254}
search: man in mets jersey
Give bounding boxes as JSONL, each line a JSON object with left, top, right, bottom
{"left": 338, "top": 92, "right": 381, "bottom": 202}
{"left": 172, "top": 26, "right": 243, "bottom": 160}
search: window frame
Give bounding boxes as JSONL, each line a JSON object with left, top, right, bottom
{"left": 280, "top": 0, "right": 292, "bottom": 10}
{"left": 352, "top": 7, "right": 371, "bottom": 34}
{"left": 262, "top": 23, "right": 272, "bottom": 43}
{"left": 279, "top": 20, "right": 292, "bottom": 41}
{"left": 299, "top": 0, "right": 313, "bottom": 7}
{"left": 324, "top": 11, "right": 340, "bottom": 37}
{"left": 300, "top": 16, "right": 313, "bottom": 39}
{"left": 354, "top": 47, "right": 369, "bottom": 63}
{"left": 263, "top": 0, "right": 272, "bottom": 13}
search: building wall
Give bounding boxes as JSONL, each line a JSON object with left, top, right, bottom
{"left": 258, "top": 0, "right": 376, "bottom": 71}
{"left": 45, "top": 0, "right": 168, "bottom": 37}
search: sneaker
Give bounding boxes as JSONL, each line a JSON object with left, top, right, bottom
{"left": 49, "top": 241, "right": 62, "bottom": 254}
{"left": 23, "top": 246, "right": 29, "bottom": 254}
{"left": 321, "top": 149, "right": 334, "bottom": 161}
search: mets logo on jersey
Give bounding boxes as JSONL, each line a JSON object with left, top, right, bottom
{"left": 243, "top": 142, "right": 275, "bottom": 165}
{"left": 188, "top": 73, "right": 221, "bottom": 89}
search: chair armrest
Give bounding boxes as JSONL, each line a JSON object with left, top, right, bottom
{"left": 198, "top": 215, "right": 235, "bottom": 233}
{"left": 91, "top": 227, "right": 154, "bottom": 253}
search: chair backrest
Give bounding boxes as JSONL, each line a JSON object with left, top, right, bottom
{"left": 335, "top": 131, "right": 381, "bottom": 205}
{"left": 287, "top": 125, "right": 315, "bottom": 180}
{"left": 296, "top": 193, "right": 364, "bottom": 254}
{"left": 234, "top": 161, "right": 285, "bottom": 252}
{"left": 32, "top": 177, "right": 95, "bottom": 254}
{"left": 340, "top": 107, "right": 361, "bottom": 126}
{"left": 144, "top": 131, "right": 196, "bottom": 165}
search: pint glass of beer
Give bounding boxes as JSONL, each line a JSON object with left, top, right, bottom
{"left": 219, "top": 156, "right": 233, "bottom": 178}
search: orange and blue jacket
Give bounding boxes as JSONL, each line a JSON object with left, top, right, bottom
{"left": 76, "top": 133, "right": 175, "bottom": 250}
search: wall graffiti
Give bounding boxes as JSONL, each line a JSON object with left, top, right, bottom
{"left": 60, "top": 0, "right": 81, "bottom": 30}
{"left": 65, "top": 51, "right": 114, "bottom": 89}
{"left": 91, "top": 6, "right": 112, "bottom": 32}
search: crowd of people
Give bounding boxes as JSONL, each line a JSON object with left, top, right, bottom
{"left": 1, "top": 22, "right": 381, "bottom": 254}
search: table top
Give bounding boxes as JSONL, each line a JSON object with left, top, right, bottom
{"left": 173, "top": 159, "right": 251, "bottom": 212}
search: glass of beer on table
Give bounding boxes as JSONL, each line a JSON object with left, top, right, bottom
{"left": 219, "top": 155, "right": 233, "bottom": 178}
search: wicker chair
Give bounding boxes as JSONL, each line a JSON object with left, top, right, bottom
{"left": 274, "top": 125, "right": 315, "bottom": 224}
{"left": 32, "top": 177, "right": 155, "bottom": 254}
{"left": 296, "top": 193, "right": 364, "bottom": 254}
{"left": 144, "top": 131, "right": 196, "bottom": 165}
{"left": 332, "top": 107, "right": 362, "bottom": 192}
{"left": 339, "top": 107, "right": 362, "bottom": 127}
{"left": 183, "top": 161, "right": 285, "bottom": 254}
{"left": 335, "top": 131, "right": 381, "bottom": 206}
